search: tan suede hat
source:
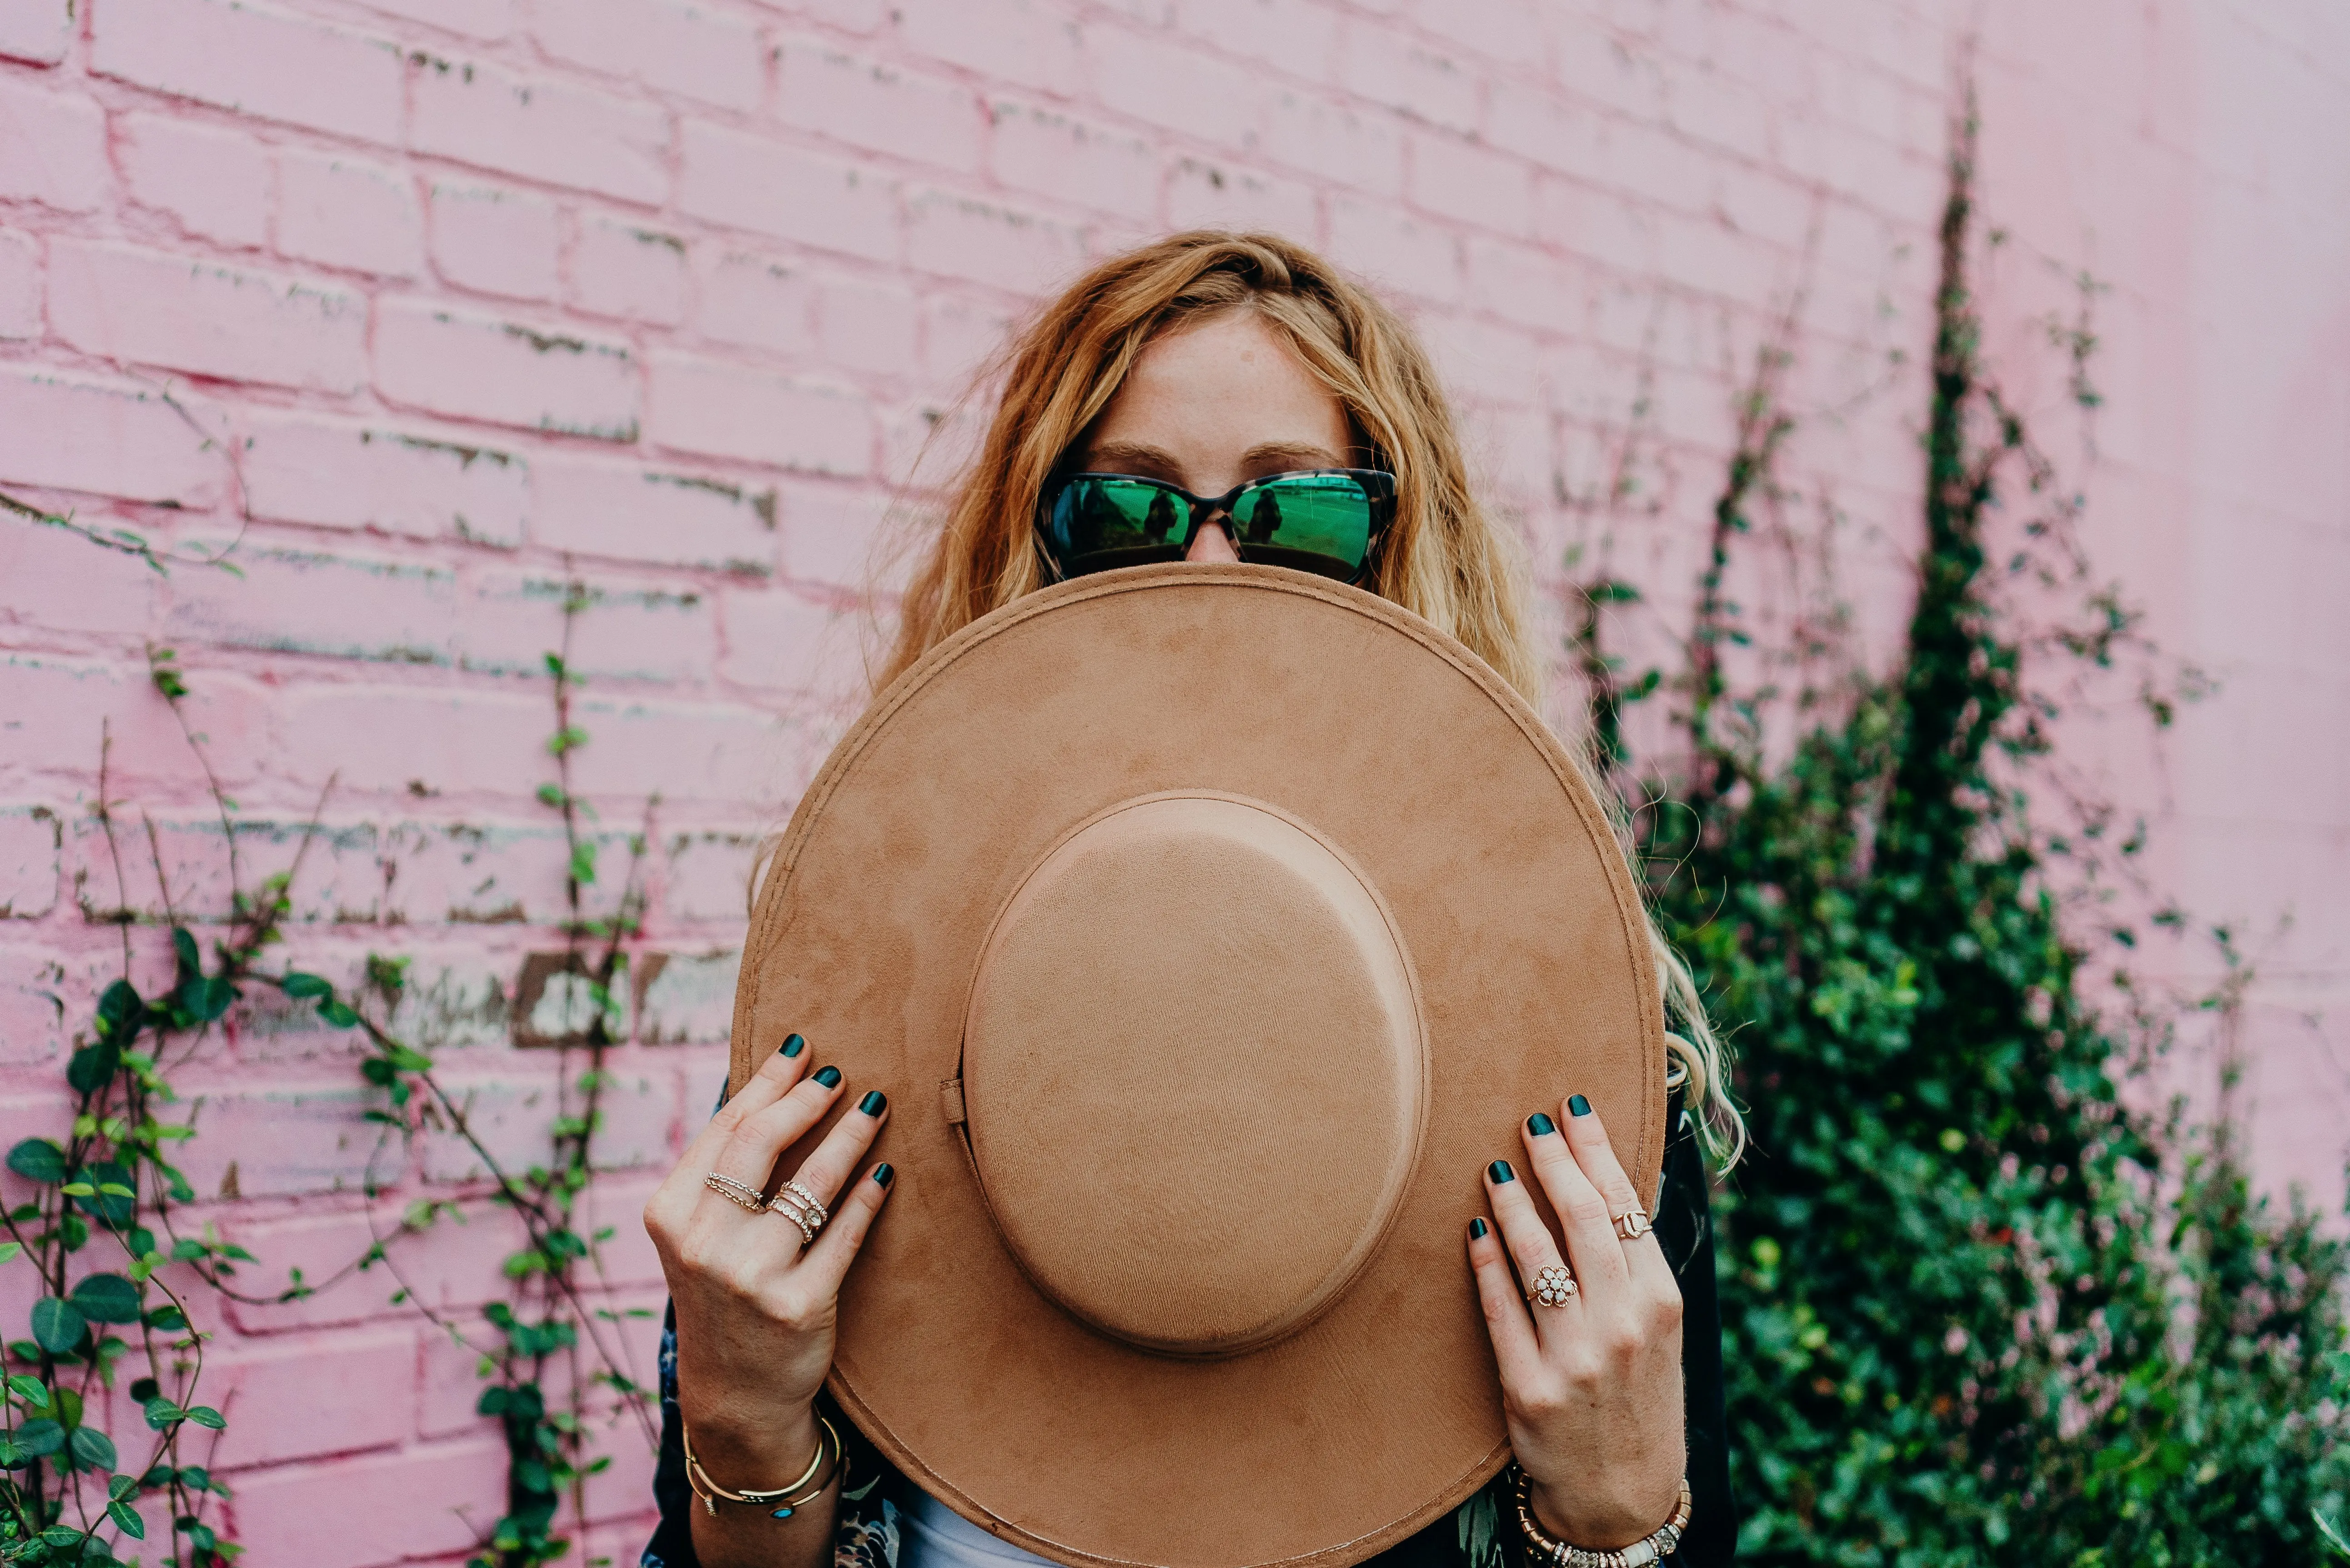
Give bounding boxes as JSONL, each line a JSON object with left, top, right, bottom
{"left": 728, "top": 563, "right": 1664, "bottom": 1568}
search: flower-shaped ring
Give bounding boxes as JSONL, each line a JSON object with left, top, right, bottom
{"left": 1529, "top": 1264, "right": 1577, "bottom": 1307}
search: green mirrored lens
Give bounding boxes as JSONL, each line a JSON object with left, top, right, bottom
{"left": 1230, "top": 475, "right": 1371, "bottom": 574}
{"left": 1050, "top": 478, "right": 1189, "bottom": 560}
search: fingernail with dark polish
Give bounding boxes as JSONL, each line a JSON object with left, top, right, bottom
{"left": 1469, "top": 1216, "right": 1488, "bottom": 1240}
{"left": 1568, "top": 1094, "right": 1592, "bottom": 1118}
{"left": 1527, "top": 1111, "right": 1557, "bottom": 1136}
{"left": 1488, "top": 1159, "right": 1515, "bottom": 1184}
{"left": 873, "top": 1163, "right": 894, "bottom": 1187}
{"left": 858, "top": 1089, "right": 886, "bottom": 1116}
{"left": 780, "top": 1033, "right": 805, "bottom": 1059}
{"left": 813, "top": 1065, "right": 842, "bottom": 1089}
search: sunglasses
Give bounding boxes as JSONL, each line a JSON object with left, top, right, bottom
{"left": 1036, "top": 469, "right": 1397, "bottom": 583}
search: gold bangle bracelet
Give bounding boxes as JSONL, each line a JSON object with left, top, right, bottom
{"left": 683, "top": 1414, "right": 841, "bottom": 1519}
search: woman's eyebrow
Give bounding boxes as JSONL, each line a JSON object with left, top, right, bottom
{"left": 1081, "top": 440, "right": 1180, "bottom": 472}
{"left": 1239, "top": 441, "right": 1344, "bottom": 468}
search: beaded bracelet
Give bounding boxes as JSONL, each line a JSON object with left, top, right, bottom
{"left": 1510, "top": 1467, "right": 1692, "bottom": 1568}
{"left": 683, "top": 1413, "right": 842, "bottom": 1520}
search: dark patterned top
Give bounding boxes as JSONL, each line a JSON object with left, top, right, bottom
{"left": 643, "top": 1088, "right": 1735, "bottom": 1568}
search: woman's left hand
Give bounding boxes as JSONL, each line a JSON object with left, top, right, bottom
{"left": 1467, "top": 1094, "right": 1686, "bottom": 1549}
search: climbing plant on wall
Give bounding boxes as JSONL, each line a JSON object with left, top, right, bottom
{"left": 1575, "top": 95, "right": 2350, "bottom": 1563}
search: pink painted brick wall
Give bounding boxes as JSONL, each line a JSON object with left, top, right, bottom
{"left": 2, "top": 0, "right": 2345, "bottom": 1558}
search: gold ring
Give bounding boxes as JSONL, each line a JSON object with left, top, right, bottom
{"left": 703, "top": 1172, "right": 765, "bottom": 1213}
{"left": 1528, "top": 1264, "right": 1576, "bottom": 1307}
{"left": 1613, "top": 1206, "right": 1652, "bottom": 1241}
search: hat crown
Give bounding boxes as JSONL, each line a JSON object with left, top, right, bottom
{"left": 962, "top": 793, "right": 1426, "bottom": 1357}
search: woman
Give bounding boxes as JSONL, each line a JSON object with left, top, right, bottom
{"left": 642, "top": 233, "right": 1742, "bottom": 1568}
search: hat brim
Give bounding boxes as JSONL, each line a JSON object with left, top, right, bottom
{"left": 731, "top": 565, "right": 1664, "bottom": 1568}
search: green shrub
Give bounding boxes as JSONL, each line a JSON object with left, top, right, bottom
{"left": 1581, "top": 101, "right": 2350, "bottom": 1564}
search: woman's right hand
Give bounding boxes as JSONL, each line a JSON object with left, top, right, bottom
{"left": 643, "top": 1034, "right": 893, "bottom": 1557}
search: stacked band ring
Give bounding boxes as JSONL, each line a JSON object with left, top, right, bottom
{"left": 1613, "top": 1206, "right": 1653, "bottom": 1241}
{"left": 768, "top": 1179, "right": 827, "bottom": 1246}
{"left": 1530, "top": 1263, "right": 1577, "bottom": 1307}
{"left": 703, "top": 1172, "right": 767, "bottom": 1213}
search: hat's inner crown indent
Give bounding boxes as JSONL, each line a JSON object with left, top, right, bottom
{"left": 961, "top": 792, "right": 1427, "bottom": 1359}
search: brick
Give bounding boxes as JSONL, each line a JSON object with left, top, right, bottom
{"left": 817, "top": 275, "right": 921, "bottom": 377}
{"left": 0, "top": 655, "right": 273, "bottom": 794}
{"left": 904, "top": 186, "right": 1087, "bottom": 293}
{"left": 0, "top": 806, "right": 60, "bottom": 920}
{"left": 1326, "top": 193, "right": 1462, "bottom": 304}
{"left": 771, "top": 479, "right": 890, "bottom": 588}
{"left": 0, "top": 0, "right": 72, "bottom": 64}
{"left": 695, "top": 247, "right": 817, "bottom": 357}
{"left": 920, "top": 290, "right": 1016, "bottom": 385}
{"left": 243, "top": 413, "right": 530, "bottom": 548}
{"left": 230, "top": 1442, "right": 509, "bottom": 1568}
{"left": 716, "top": 582, "right": 859, "bottom": 693}
{"left": 1407, "top": 131, "right": 1535, "bottom": 236}
{"left": 533, "top": 456, "right": 777, "bottom": 573}
{"left": 1085, "top": 25, "right": 1262, "bottom": 147}
{"left": 1406, "top": 0, "right": 1543, "bottom": 66}
{"left": 0, "top": 79, "right": 106, "bottom": 211}
{"left": 171, "top": 1079, "right": 381, "bottom": 1198}
{"left": 1258, "top": 89, "right": 1406, "bottom": 197}
{"left": 409, "top": 54, "right": 669, "bottom": 205}
{"left": 459, "top": 573, "right": 720, "bottom": 683}
{"left": 571, "top": 217, "right": 688, "bottom": 325}
{"left": 1338, "top": 20, "right": 1481, "bottom": 134}
{"left": 899, "top": 0, "right": 1082, "bottom": 95}
{"left": 205, "top": 1331, "right": 416, "bottom": 1466}
{"left": 0, "top": 231, "right": 38, "bottom": 339}
{"left": 119, "top": 113, "right": 271, "bottom": 248}
{"left": 1164, "top": 156, "right": 1318, "bottom": 237}
{"left": 677, "top": 121, "right": 899, "bottom": 261}
{"left": 166, "top": 539, "right": 460, "bottom": 666}
{"left": 273, "top": 687, "right": 546, "bottom": 799}
{"left": 0, "top": 367, "right": 222, "bottom": 504}
{"left": 277, "top": 150, "right": 424, "bottom": 277}
{"left": 376, "top": 820, "right": 587, "bottom": 927}
{"left": 1175, "top": 0, "right": 1343, "bottom": 83}
{"left": 419, "top": 1069, "right": 675, "bottom": 1182}
{"left": 647, "top": 352, "right": 872, "bottom": 474}
{"left": 635, "top": 943, "right": 741, "bottom": 1040}
{"left": 357, "top": 0, "right": 516, "bottom": 39}
{"left": 48, "top": 240, "right": 368, "bottom": 393}
{"left": 377, "top": 299, "right": 640, "bottom": 441}
{"left": 0, "top": 946, "right": 69, "bottom": 1067}
{"left": 562, "top": 694, "right": 791, "bottom": 801}
{"left": 535, "top": 0, "right": 767, "bottom": 111}
{"left": 776, "top": 36, "right": 985, "bottom": 170}
{"left": 92, "top": 0, "right": 403, "bottom": 143}
{"left": 1485, "top": 77, "right": 1607, "bottom": 176}
{"left": 1533, "top": 175, "right": 1659, "bottom": 277}
{"left": 659, "top": 828, "right": 765, "bottom": 924}
{"left": 428, "top": 181, "right": 561, "bottom": 300}
{"left": 989, "top": 101, "right": 1158, "bottom": 223}
{"left": 1464, "top": 237, "right": 1587, "bottom": 335}
{"left": 0, "top": 501, "right": 164, "bottom": 639}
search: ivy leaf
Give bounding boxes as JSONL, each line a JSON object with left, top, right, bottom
{"left": 171, "top": 929, "right": 200, "bottom": 982}
{"left": 106, "top": 1500, "right": 144, "bottom": 1540}
{"left": 68, "top": 1423, "right": 117, "bottom": 1472}
{"left": 185, "top": 1405, "right": 226, "bottom": 1430}
{"left": 30, "top": 1297, "right": 86, "bottom": 1355}
{"left": 67, "top": 1040, "right": 123, "bottom": 1096}
{"left": 318, "top": 999, "right": 360, "bottom": 1030}
{"left": 143, "top": 1397, "right": 186, "bottom": 1430}
{"left": 9, "top": 1374, "right": 50, "bottom": 1407}
{"left": 280, "top": 972, "right": 334, "bottom": 1000}
{"left": 7, "top": 1139, "right": 67, "bottom": 1184}
{"left": 71, "top": 1275, "right": 142, "bottom": 1326}
{"left": 0, "top": 1241, "right": 21, "bottom": 1267}
{"left": 15, "top": 1418, "right": 64, "bottom": 1457}
{"left": 94, "top": 980, "right": 143, "bottom": 1044}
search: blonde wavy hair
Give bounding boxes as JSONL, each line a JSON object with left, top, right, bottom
{"left": 861, "top": 231, "right": 1744, "bottom": 1166}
